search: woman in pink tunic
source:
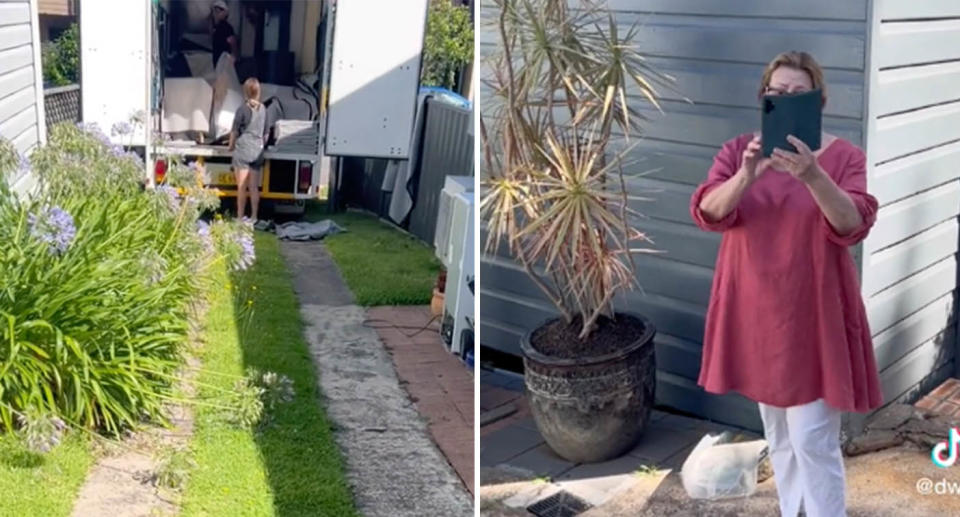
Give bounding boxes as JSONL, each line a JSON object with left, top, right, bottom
{"left": 689, "top": 51, "right": 884, "bottom": 517}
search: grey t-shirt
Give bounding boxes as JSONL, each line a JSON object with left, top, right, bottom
{"left": 232, "top": 102, "right": 266, "bottom": 164}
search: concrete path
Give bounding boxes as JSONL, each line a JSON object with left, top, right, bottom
{"left": 279, "top": 240, "right": 473, "bottom": 517}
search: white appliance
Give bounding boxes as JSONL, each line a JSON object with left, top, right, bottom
{"left": 434, "top": 175, "right": 474, "bottom": 265}
{"left": 441, "top": 190, "right": 475, "bottom": 355}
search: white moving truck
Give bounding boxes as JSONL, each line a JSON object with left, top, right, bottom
{"left": 80, "top": 0, "right": 428, "bottom": 214}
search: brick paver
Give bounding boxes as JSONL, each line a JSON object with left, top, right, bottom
{"left": 367, "top": 305, "right": 475, "bottom": 494}
{"left": 914, "top": 377, "right": 960, "bottom": 418}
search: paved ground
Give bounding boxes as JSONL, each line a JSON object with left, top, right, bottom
{"left": 367, "top": 305, "right": 475, "bottom": 494}
{"left": 479, "top": 371, "right": 960, "bottom": 516}
{"left": 280, "top": 240, "right": 473, "bottom": 517}
{"left": 916, "top": 377, "right": 960, "bottom": 417}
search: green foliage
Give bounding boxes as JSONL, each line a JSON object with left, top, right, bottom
{"left": 153, "top": 445, "right": 197, "bottom": 490}
{"left": 230, "top": 372, "right": 265, "bottom": 428}
{"left": 0, "top": 121, "right": 254, "bottom": 439}
{"left": 42, "top": 23, "right": 79, "bottom": 87}
{"left": 422, "top": 0, "right": 474, "bottom": 90}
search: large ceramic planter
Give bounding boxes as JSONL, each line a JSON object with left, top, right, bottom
{"left": 520, "top": 312, "right": 657, "bottom": 463}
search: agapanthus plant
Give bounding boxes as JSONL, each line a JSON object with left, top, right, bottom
{"left": 156, "top": 184, "right": 182, "bottom": 213}
{"left": 0, "top": 118, "right": 272, "bottom": 441}
{"left": 17, "top": 408, "right": 67, "bottom": 454}
{"left": 259, "top": 371, "right": 295, "bottom": 411}
{"left": 141, "top": 250, "right": 168, "bottom": 285}
{"left": 196, "top": 219, "right": 213, "bottom": 251}
{"left": 234, "top": 231, "right": 256, "bottom": 271}
{"left": 111, "top": 121, "right": 133, "bottom": 137}
{"left": 217, "top": 218, "right": 257, "bottom": 271}
{"left": 231, "top": 368, "right": 295, "bottom": 427}
{"left": 27, "top": 204, "right": 76, "bottom": 254}
{"left": 76, "top": 121, "right": 112, "bottom": 147}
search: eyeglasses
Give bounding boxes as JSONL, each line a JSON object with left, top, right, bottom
{"left": 763, "top": 86, "right": 811, "bottom": 96}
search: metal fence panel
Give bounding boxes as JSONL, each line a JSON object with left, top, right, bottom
{"left": 44, "top": 84, "right": 81, "bottom": 134}
{"left": 407, "top": 97, "right": 473, "bottom": 244}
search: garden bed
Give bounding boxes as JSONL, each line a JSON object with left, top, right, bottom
{"left": 0, "top": 122, "right": 354, "bottom": 516}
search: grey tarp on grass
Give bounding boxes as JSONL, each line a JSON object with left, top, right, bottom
{"left": 274, "top": 220, "right": 345, "bottom": 241}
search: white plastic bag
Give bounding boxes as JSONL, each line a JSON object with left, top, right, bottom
{"left": 680, "top": 431, "right": 768, "bottom": 500}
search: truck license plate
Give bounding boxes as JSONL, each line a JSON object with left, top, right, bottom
{"left": 217, "top": 172, "right": 236, "bottom": 185}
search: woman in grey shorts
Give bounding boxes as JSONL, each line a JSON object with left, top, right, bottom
{"left": 229, "top": 77, "right": 266, "bottom": 222}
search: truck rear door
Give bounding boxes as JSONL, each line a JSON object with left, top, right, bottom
{"left": 80, "top": 0, "right": 150, "bottom": 146}
{"left": 323, "top": 0, "right": 429, "bottom": 160}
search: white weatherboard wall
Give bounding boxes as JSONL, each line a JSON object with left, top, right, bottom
{"left": 0, "top": 0, "right": 45, "bottom": 193}
{"left": 478, "top": 0, "right": 872, "bottom": 432}
{"left": 857, "top": 0, "right": 960, "bottom": 434}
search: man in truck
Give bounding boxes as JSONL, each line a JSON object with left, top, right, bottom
{"left": 210, "top": 0, "right": 238, "bottom": 67}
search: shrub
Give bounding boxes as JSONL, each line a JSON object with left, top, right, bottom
{"left": 422, "top": 0, "right": 474, "bottom": 90}
{"left": 0, "top": 122, "right": 252, "bottom": 437}
{"left": 42, "top": 23, "right": 80, "bottom": 87}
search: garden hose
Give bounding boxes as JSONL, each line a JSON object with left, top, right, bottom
{"left": 362, "top": 315, "right": 441, "bottom": 339}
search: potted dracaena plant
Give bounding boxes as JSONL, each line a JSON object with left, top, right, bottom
{"left": 480, "top": 0, "right": 684, "bottom": 463}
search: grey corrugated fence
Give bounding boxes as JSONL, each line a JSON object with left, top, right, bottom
{"left": 406, "top": 97, "right": 474, "bottom": 244}
{"left": 339, "top": 96, "right": 474, "bottom": 244}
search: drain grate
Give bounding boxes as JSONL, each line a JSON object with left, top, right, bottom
{"left": 526, "top": 490, "right": 593, "bottom": 517}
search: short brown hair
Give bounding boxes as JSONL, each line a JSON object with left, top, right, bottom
{"left": 242, "top": 77, "right": 261, "bottom": 101}
{"left": 758, "top": 51, "right": 827, "bottom": 109}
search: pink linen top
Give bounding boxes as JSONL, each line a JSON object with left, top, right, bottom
{"left": 689, "top": 132, "right": 884, "bottom": 413}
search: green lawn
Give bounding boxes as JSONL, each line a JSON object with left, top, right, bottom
{"left": 305, "top": 202, "right": 441, "bottom": 306}
{"left": 180, "top": 233, "right": 356, "bottom": 516}
{"left": 0, "top": 434, "right": 92, "bottom": 517}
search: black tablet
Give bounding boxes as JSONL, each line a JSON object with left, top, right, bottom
{"left": 761, "top": 89, "right": 822, "bottom": 157}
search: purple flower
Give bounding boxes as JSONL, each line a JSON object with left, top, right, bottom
{"left": 28, "top": 206, "right": 76, "bottom": 255}
{"left": 17, "top": 411, "right": 67, "bottom": 454}
{"left": 125, "top": 151, "right": 144, "bottom": 168}
{"left": 156, "top": 185, "right": 181, "bottom": 212}
{"left": 18, "top": 153, "right": 30, "bottom": 174}
{"left": 233, "top": 231, "right": 256, "bottom": 271}
{"left": 111, "top": 121, "right": 133, "bottom": 137}
{"left": 76, "top": 122, "right": 112, "bottom": 147}
{"left": 196, "top": 220, "right": 214, "bottom": 250}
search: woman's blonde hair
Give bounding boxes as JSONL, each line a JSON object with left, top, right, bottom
{"left": 243, "top": 77, "right": 261, "bottom": 104}
{"left": 758, "top": 51, "right": 827, "bottom": 109}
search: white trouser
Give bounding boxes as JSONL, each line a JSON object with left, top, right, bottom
{"left": 757, "top": 397, "right": 846, "bottom": 517}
